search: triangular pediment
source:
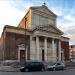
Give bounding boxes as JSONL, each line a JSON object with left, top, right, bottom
{"left": 31, "top": 5, "right": 56, "bottom": 17}
{"left": 33, "top": 25, "right": 63, "bottom": 35}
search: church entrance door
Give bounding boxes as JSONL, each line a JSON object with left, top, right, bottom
{"left": 42, "top": 49, "right": 45, "bottom": 61}
{"left": 20, "top": 50, "right": 26, "bottom": 64}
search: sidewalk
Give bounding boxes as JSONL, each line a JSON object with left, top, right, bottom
{"left": 0, "top": 65, "right": 20, "bottom": 72}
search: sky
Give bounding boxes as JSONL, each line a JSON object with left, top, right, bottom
{"left": 0, "top": 0, "right": 75, "bottom": 45}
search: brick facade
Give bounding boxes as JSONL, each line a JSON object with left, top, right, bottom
{"left": 61, "top": 41, "right": 69, "bottom": 61}
{"left": 4, "top": 32, "right": 30, "bottom": 60}
{"left": 18, "top": 9, "right": 31, "bottom": 29}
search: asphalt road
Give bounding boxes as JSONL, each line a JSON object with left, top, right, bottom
{"left": 0, "top": 69, "right": 75, "bottom": 75}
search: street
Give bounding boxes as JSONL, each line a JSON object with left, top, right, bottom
{"left": 0, "top": 69, "right": 75, "bottom": 75}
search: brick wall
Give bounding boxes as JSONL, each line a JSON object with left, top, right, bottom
{"left": 0, "top": 35, "right": 4, "bottom": 60}
{"left": 18, "top": 10, "right": 31, "bottom": 29}
{"left": 61, "top": 41, "right": 69, "bottom": 61}
{"left": 4, "top": 32, "right": 30, "bottom": 60}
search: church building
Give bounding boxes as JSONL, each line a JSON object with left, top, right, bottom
{"left": 0, "top": 4, "right": 69, "bottom": 63}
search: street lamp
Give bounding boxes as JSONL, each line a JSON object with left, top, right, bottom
{"left": 24, "top": 17, "right": 27, "bottom": 62}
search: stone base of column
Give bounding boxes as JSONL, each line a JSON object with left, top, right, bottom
{"left": 51, "top": 57, "right": 57, "bottom": 62}
{"left": 47, "top": 57, "right": 57, "bottom": 62}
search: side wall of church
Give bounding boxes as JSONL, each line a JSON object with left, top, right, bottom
{"left": 61, "top": 41, "right": 69, "bottom": 61}
{"left": 0, "top": 35, "right": 4, "bottom": 61}
{"left": 4, "top": 32, "right": 30, "bottom": 60}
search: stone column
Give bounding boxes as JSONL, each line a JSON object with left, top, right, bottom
{"left": 36, "top": 36, "right": 40, "bottom": 60}
{"left": 58, "top": 40, "right": 61, "bottom": 61}
{"left": 30, "top": 36, "right": 33, "bottom": 60}
{"left": 44, "top": 37, "right": 47, "bottom": 61}
{"left": 52, "top": 39, "right": 56, "bottom": 61}
{"left": 30, "top": 36, "right": 32, "bottom": 60}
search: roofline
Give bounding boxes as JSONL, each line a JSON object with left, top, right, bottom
{"left": 30, "top": 5, "right": 57, "bottom": 17}
{"left": 18, "top": 5, "right": 57, "bottom": 27}
{"left": 30, "top": 6, "right": 57, "bottom": 17}
{"left": 3, "top": 25, "right": 32, "bottom": 34}
{"left": 61, "top": 36, "right": 70, "bottom": 39}
{"left": 18, "top": 8, "right": 31, "bottom": 27}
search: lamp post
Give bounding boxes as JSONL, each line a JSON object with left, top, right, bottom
{"left": 3, "top": 34, "right": 4, "bottom": 64}
{"left": 24, "top": 17, "right": 27, "bottom": 63}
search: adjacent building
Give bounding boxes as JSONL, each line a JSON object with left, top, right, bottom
{"left": 0, "top": 4, "right": 69, "bottom": 63}
{"left": 69, "top": 45, "right": 75, "bottom": 62}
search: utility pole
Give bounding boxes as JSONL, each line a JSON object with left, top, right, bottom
{"left": 3, "top": 32, "right": 5, "bottom": 65}
{"left": 3, "top": 34, "right": 4, "bottom": 64}
{"left": 24, "top": 17, "right": 27, "bottom": 63}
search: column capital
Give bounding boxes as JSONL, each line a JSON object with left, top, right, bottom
{"left": 58, "top": 39, "right": 61, "bottom": 41}
{"left": 36, "top": 36, "right": 39, "bottom": 38}
{"left": 52, "top": 38, "right": 55, "bottom": 40}
{"left": 44, "top": 37, "right": 47, "bottom": 40}
{"left": 52, "top": 38, "right": 55, "bottom": 43}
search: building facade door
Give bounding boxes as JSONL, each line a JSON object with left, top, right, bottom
{"left": 20, "top": 50, "right": 26, "bottom": 61}
{"left": 42, "top": 49, "right": 45, "bottom": 61}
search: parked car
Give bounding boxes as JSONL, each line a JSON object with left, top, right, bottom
{"left": 20, "top": 61, "right": 45, "bottom": 72}
{"left": 47, "top": 62, "right": 66, "bottom": 71}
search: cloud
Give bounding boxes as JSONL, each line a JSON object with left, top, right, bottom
{"left": 49, "top": 7, "right": 63, "bottom": 16}
{"left": 63, "top": 14, "right": 75, "bottom": 22}
{"left": 51, "top": 3, "right": 75, "bottom": 45}
{"left": 61, "top": 25, "right": 75, "bottom": 45}
{"left": 0, "top": 1, "right": 35, "bottom": 37}
{"left": 57, "top": 19, "right": 75, "bottom": 45}
{"left": 0, "top": 0, "right": 75, "bottom": 45}
{"left": 8, "top": 0, "right": 34, "bottom": 11}
{"left": 0, "top": 1, "right": 23, "bottom": 35}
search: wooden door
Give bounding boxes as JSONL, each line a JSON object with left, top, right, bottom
{"left": 42, "top": 49, "right": 45, "bottom": 61}
{"left": 20, "top": 50, "right": 26, "bottom": 62}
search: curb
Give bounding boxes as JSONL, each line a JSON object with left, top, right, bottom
{"left": 0, "top": 70, "right": 20, "bottom": 72}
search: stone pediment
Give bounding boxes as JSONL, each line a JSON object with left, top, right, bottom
{"left": 31, "top": 5, "right": 56, "bottom": 17}
{"left": 33, "top": 25, "right": 63, "bottom": 35}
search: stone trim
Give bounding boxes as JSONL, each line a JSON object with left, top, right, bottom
{"left": 18, "top": 47, "right": 27, "bottom": 62}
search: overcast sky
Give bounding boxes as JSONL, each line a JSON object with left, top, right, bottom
{"left": 0, "top": 0, "right": 75, "bottom": 45}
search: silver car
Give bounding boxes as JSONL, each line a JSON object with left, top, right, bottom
{"left": 47, "top": 62, "right": 65, "bottom": 71}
